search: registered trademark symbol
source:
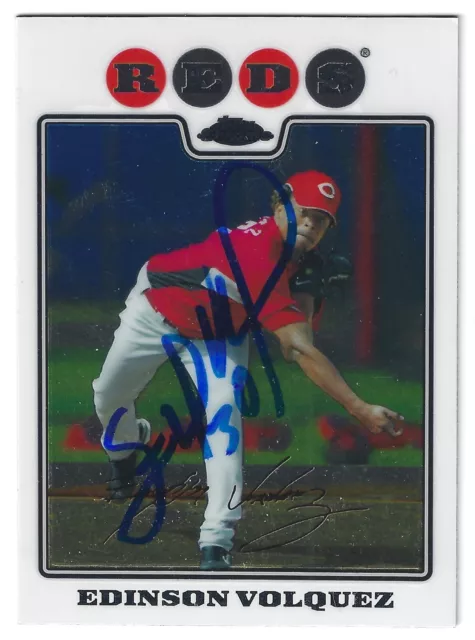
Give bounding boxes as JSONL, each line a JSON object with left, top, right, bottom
{"left": 360, "top": 48, "right": 371, "bottom": 58}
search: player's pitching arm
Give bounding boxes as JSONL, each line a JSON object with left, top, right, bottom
{"left": 292, "top": 292, "right": 314, "bottom": 325}
{"left": 274, "top": 322, "right": 403, "bottom": 436}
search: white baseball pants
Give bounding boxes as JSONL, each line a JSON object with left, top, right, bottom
{"left": 93, "top": 266, "right": 248, "bottom": 551}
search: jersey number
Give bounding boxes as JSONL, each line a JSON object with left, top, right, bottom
{"left": 237, "top": 219, "right": 268, "bottom": 237}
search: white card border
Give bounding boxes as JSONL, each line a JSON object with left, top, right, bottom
{"left": 17, "top": 13, "right": 457, "bottom": 625}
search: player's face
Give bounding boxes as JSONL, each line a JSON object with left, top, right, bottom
{"left": 294, "top": 207, "right": 332, "bottom": 252}
{"left": 274, "top": 197, "right": 332, "bottom": 258}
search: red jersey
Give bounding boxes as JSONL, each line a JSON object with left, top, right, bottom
{"left": 144, "top": 216, "right": 306, "bottom": 339}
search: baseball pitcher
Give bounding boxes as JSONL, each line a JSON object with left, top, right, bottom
{"left": 93, "top": 170, "right": 402, "bottom": 570}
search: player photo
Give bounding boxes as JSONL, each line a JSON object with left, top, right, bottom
{"left": 41, "top": 117, "right": 430, "bottom": 577}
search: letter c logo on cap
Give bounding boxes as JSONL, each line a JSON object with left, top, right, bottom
{"left": 318, "top": 182, "right": 336, "bottom": 199}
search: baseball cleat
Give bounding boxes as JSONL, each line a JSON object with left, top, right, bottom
{"left": 136, "top": 418, "right": 151, "bottom": 445}
{"left": 107, "top": 418, "right": 151, "bottom": 501}
{"left": 200, "top": 546, "right": 232, "bottom": 570}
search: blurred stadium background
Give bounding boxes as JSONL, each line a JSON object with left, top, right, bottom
{"left": 44, "top": 121, "right": 428, "bottom": 572}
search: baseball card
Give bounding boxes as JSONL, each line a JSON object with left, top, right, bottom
{"left": 18, "top": 13, "right": 458, "bottom": 626}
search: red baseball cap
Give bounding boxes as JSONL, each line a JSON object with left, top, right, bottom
{"left": 285, "top": 170, "right": 341, "bottom": 225}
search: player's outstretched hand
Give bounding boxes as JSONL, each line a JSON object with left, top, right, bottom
{"left": 354, "top": 404, "right": 404, "bottom": 436}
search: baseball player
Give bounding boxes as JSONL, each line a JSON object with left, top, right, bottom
{"left": 93, "top": 169, "right": 402, "bottom": 570}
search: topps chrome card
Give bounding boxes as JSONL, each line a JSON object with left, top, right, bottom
{"left": 18, "top": 15, "right": 457, "bottom": 626}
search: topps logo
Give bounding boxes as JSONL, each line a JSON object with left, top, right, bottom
{"left": 78, "top": 589, "right": 394, "bottom": 611}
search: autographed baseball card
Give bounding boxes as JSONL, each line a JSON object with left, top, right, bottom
{"left": 18, "top": 13, "right": 458, "bottom": 626}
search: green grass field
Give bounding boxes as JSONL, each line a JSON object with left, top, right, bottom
{"left": 47, "top": 344, "right": 424, "bottom": 467}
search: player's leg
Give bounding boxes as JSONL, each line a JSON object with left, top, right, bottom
{"left": 93, "top": 289, "right": 181, "bottom": 498}
{"left": 93, "top": 296, "right": 163, "bottom": 458}
{"left": 93, "top": 268, "right": 179, "bottom": 461}
{"left": 179, "top": 335, "right": 249, "bottom": 562}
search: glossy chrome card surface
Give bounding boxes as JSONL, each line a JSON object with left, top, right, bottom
{"left": 18, "top": 14, "right": 457, "bottom": 626}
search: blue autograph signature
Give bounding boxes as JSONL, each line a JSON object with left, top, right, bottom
{"left": 103, "top": 162, "right": 297, "bottom": 544}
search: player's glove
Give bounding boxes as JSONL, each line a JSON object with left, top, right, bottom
{"left": 289, "top": 250, "right": 353, "bottom": 313}
{"left": 323, "top": 251, "right": 353, "bottom": 296}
